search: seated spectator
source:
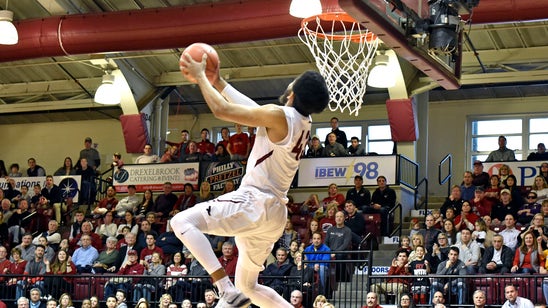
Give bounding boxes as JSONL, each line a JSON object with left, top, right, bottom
{"left": 58, "top": 293, "right": 75, "bottom": 308}
{"left": 431, "top": 209, "right": 443, "bottom": 230}
{"left": 500, "top": 214, "right": 521, "bottom": 251}
{"left": 70, "top": 221, "right": 102, "bottom": 251}
{"left": 197, "top": 181, "right": 215, "bottom": 203}
{"left": 478, "top": 234, "right": 513, "bottom": 274}
{"left": 92, "top": 186, "right": 118, "bottom": 218}
{"left": 430, "top": 233, "right": 450, "bottom": 271}
{"left": 118, "top": 211, "right": 139, "bottom": 237}
{"left": 472, "top": 161, "right": 490, "bottom": 189}
{"left": 364, "top": 175, "right": 397, "bottom": 236}
{"left": 485, "top": 135, "right": 516, "bottom": 162}
{"left": 445, "top": 207, "right": 456, "bottom": 223}
{"left": 323, "top": 132, "right": 347, "bottom": 157}
{"left": 370, "top": 249, "right": 410, "bottom": 303}
{"left": 8, "top": 199, "right": 33, "bottom": 245}
{"left": 212, "top": 143, "right": 231, "bottom": 163}
{"left": 145, "top": 212, "right": 163, "bottom": 234}
{"left": 527, "top": 142, "right": 548, "bottom": 161}
{"left": 44, "top": 249, "right": 76, "bottom": 299}
{"left": 72, "top": 234, "right": 99, "bottom": 273}
{"left": 136, "top": 220, "right": 158, "bottom": 249}
{"left": 140, "top": 233, "right": 164, "bottom": 266}
{"left": 300, "top": 194, "right": 320, "bottom": 217}
{"left": 511, "top": 231, "right": 540, "bottom": 274}
{"left": 165, "top": 252, "right": 188, "bottom": 302}
{"left": 319, "top": 203, "right": 337, "bottom": 234}
{"left": 409, "top": 233, "right": 426, "bottom": 262}
{"left": 135, "top": 190, "right": 154, "bottom": 221}
{"left": 483, "top": 174, "right": 501, "bottom": 208}
{"left": 6, "top": 247, "right": 27, "bottom": 292}
{"left": 452, "top": 228, "right": 480, "bottom": 274}
{"left": 301, "top": 219, "right": 320, "bottom": 250}
{"left": 32, "top": 220, "right": 61, "bottom": 251}
{"left": 160, "top": 145, "right": 178, "bottom": 163}
{"left": 441, "top": 219, "right": 457, "bottom": 246}
{"left": 460, "top": 171, "right": 475, "bottom": 204}
{"left": 472, "top": 220, "right": 487, "bottom": 251}
{"left": 68, "top": 210, "right": 85, "bottom": 242}
{"left": 306, "top": 135, "right": 324, "bottom": 158}
{"left": 115, "top": 185, "right": 140, "bottom": 217}
{"left": 276, "top": 219, "right": 300, "bottom": 251}
{"left": 532, "top": 175, "right": 548, "bottom": 204}
{"left": 399, "top": 235, "right": 412, "bottom": 253}
{"left": 288, "top": 251, "right": 314, "bottom": 307}
{"left": 498, "top": 164, "right": 510, "bottom": 185}
{"left": 104, "top": 250, "right": 144, "bottom": 298}
{"left": 133, "top": 252, "right": 166, "bottom": 302}
{"left": 492, "top": 190, "right": 519, "bottom": 226}
{"left": 345, "top": 175, "right": 371, "bottom": 211}
{"left": 517, "top": 192, "right": 541, "bottom": 226}
{"left": 361, "top": 292, "right": 382, "bottom": 308}
{"left": 218, "top": 241, "right": 237, "bottom": 279}
{"left": 27, "top": 158, "right": 46, "bottom": 177}
{"left": 347, "top": 136, "right": 366, "bottom": 156}
{"left": 135, "top": 144, "right": 160, "bottom": 164}
{"left": 502, "top": 174, "right": 523, "bottom": 205}
{"left": 321, "top": 183, "right": 345, "bottom": 211}
{"left": 8, "top": 163, "right": 22, "bottom": 177}
{"left": 171, "top": 183, "right": 197, "bottom": 216}
{"left": 92, "top": 236, "right": 119, "bottom": 273}
{"left": 96, "top": 211, "right": 118, "bottom": 243}
{"left": 156, "top": 231, "right": 184, "bottom": 255}
{"left": 518, "top": 213, "right": 548, "bottom": 250}
{"left": 454, "top": 201, "right": 479, "bottom": 232}
{"left": 502, "top": 284, "right": 534, "bottom": 308}
{"left": 469, "top": 187, "right": 492, "bottom": 219}
{"left": 303, "top": 232, "right": 331, "bottom": 295}
{"left": 430, "top": 246, "right": 467, "bottom": 305}
{"left": 28, "top": 236, "right": 55, "bottom": 263}
{"left": 419, "top": 214, "right": 441, "bottom": 253}
{"left": 262, "top": 247, "right": 294, "bottom": 299}
{"left": 15, "top": 233, "right": 34, "bottom": 261}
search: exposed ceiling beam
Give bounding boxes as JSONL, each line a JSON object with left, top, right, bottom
{"left": 420, "top": 70, "right": 548, "bottom": 86}
{"left": 0, "top": 99, "right": 110, "bottom": 113}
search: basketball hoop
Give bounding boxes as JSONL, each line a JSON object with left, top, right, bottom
{"left": 298, "top": 12, "right": 379, "bottom": 116}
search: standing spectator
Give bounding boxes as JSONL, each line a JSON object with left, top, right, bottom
{"left": 135, "top": 144, "right": 160, "bottom": 164}
{"left": 166, "top": 130, "right": 190, "bottom": 161}
{"left": 76, "top": 158, "right": 96, "bottom": 206}
{"left": 160, "top": 145, "right": 178, "bottom": 163}
{"left": 365, "top": 175, "right": 397, "bottom": 236}
{"left": 472, "top": 161, "right": 490, "bottom": 189}
{"left": 227, "top": 123, "right": 250, "bottom": 160}
{"left": 345, "top": 175, "right": 371, "bottom": 211}
{"left": 9, "top": 163, "right": 22, "bottom": 177}
{"left": 26, "top": 158, "right": 46, "bottom": 177}
{"left": 306, "top": 135, "right": 324, "bottom": 158}
{"left": 216, "top": 127, "right": 230, "bottom": 149}
{"left": 323, "top": 132, "right": 347, "bottom": 157}
{"left": 196, "top": 128, "right": 216, "bottom": 159}
{"left": 79, "top": 137, "right": 101, "bottom": 170}
{"left": 527, "top": 143, "right": 548, "bottom": 161}
{"left": 347, "top": 136, "right": 365, "bottom": 156}
{"left": 324, "top": 211, "right": 352, "bottom": 280}
{"left": 344, "top": 200, "right": 366, "bottom": 246}
{"left": 485, "top": 135, "right": 516, "bottom": 162}
{"left": 501, "top": 284, "right": 534, "bottom": 308}
{"left": 324, "top": 117, "right": 347, "bottom": 148}
{"left": 420, "top": 214, "right": 441, "bottom": 252}
{"left": 248, "top": 126, "right": 256, "bottom": 150}
{"left": 407, "top": 245, "right": 430, "bottom": 305}
{"left": 478, "top": 234, "right": 513, "bottom": 274}
{"left": 41, "top": 176, "right": 61, "bottom": 212}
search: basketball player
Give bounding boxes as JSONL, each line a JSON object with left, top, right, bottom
{"left": 172, "top": 52, "right": 329, "bottom": 308}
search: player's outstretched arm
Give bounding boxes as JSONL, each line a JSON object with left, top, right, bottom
{"left": 213, "top": 78, "right": 259, "bottom": 108}
{"left": 181, "top": 53, "right": 288, "bottom": 142}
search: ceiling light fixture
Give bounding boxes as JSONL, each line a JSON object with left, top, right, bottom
{"left": 94, "top": 73, "right": 121, "bottom": 105}
{"left": 367, "top": 53, "right": 396, "bottom": 88}
{"left": 0, "top": 0, "right": 18, "bottom": 45}
{"left": 289, "top": 0, "right": 322, "bottom": 18}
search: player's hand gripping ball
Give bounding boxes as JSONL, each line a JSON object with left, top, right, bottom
{"left": 180, "top": 42, "right": 220, "bottom": 84}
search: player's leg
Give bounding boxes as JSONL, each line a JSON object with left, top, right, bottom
{"left": 234, "top": 237, "right": 293, "bottom": 308}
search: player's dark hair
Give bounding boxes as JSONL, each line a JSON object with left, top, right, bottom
{"left": 292, "top": 71, "right": 329, "bottom": 116}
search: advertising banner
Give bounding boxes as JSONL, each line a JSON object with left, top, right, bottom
{"left": 202, "top": 161, "right": 246, "bottom": 192}
{"left": 297, "top": 156, "right": 398, "bottom": 187}
{"left": 112, "top": 163, "right": 199, "bottom": 192}
{"left": 0, "top": 176, "right": 81, "bottom": 202}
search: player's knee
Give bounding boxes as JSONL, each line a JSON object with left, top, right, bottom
{"left": 235, "top": 279, "right": 256, "bottom": 295}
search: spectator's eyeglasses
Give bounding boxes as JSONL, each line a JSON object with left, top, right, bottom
{"left": 527, "top": 196, "right": 536, "bottom": 199}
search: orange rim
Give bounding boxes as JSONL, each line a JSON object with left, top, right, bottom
{"left": 301, "top": 12, "right": 378, "bottom": 43}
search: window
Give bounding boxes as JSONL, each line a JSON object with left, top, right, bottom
{"left": 468, "top": 115, "right": 548, "bottom": 165}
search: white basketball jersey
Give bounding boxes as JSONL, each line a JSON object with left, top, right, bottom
{"left": 240, "top": 106, "right": 311, "bottom": 203}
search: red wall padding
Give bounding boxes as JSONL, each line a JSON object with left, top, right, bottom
{"left": 386, "top": 97, "right": 419, "bottom": 142}
{"left": 120, "top": 113, "right": 150, "bottom": 153}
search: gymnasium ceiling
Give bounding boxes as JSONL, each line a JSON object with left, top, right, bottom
{"left": 0, "top": 0, "right": 547, "bottom": 124}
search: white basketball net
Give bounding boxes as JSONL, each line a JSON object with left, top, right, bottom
{"left": 298, "top": 15, "right": 379, "bottom": 116}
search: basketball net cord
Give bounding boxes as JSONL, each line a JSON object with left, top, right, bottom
{"left": 299, "top": 16, "right": 379, "bottom": 116}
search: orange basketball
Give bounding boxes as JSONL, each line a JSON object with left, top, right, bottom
{"left": 180, "top": 43, "right": 220, "bottom": 84}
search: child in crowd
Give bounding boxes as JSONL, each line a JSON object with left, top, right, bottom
{"left": 472, "top": 220, "right": 487, "bottom": 251}
{"left": 409, "top": 218, "right": 421, "bottom": 238}
{"left": 406, "top": 244, "right": 430, "bottom": 304}
{"left": 399, "top": 235, "right": 412, "bottom": 253}
{"left": 431, "top": 209, "right": 443, "bottom": 229}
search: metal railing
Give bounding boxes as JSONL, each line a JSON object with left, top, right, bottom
{"left": 438, "top": 153, "right": 453, "bottom": 197}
